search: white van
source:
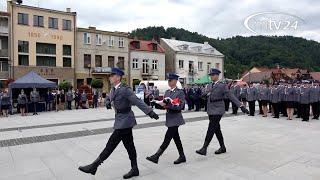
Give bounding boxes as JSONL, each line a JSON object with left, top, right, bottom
{"left": 139, "top": 80, "right": 183, "bottom": 100}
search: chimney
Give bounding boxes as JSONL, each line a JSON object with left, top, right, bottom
{"left": 66, "top": 8, "right": 71, "bottom": 12}
{"left": 204, "top": 42, "right": 208, "bottom": 45}
{"left": 88, "top": 26, "right": 96, "bottom": 30}
{"left": 171, "top": 37, "right": 176, "bottom": 40}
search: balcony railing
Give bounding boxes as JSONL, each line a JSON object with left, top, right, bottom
{"left": 91, "top": 67, "right": 112, "bottom": 74}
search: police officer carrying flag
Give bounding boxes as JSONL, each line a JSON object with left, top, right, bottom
{"left": 146, "top": 74, "right": 186, "bottom": 165}
{"left": 78, "top": 68, "right": 159, "bottom": 179}
{"left": 196, "top": 69, "right": 249, "bottom": 156}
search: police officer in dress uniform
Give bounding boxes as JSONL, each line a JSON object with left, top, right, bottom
{"left": 285, "top": 81, "right": 295, "bottom": 120}
{"left": 310, "top": 80, "right": 320, "bottom": 120}
{"left": 66, "top": 89, "right": 73, "bottom": 110}
{"left": 260, "top": 82, "right": 270, "bottom": 117}
{"left": 78, "top": 68, "right": 159, "bottom": 179}
{"left": 230, "top": 81, "right": 241, "bottom": 114}
{"left": 146, "top": 74, "right": 186, "bottom": 165}
{"left": 247, "top": 82, "right": 257, "bottom": 116}
{"left": 295, "top": 81, "right": 302, "bottom": 118}
{"left": 196, "top": 69, "right": 249, "bottom": 156}
{"left": 193, "top": 85, "right": 201, "bottom": 111}
{"left": 300, "top": 81, "right": 311, "bottom": 122}
{"left": 30, "top": 87, "right": 40, "bottom": 115}
{"left": 271, "top": 82, "right": 281, "bottom": 119}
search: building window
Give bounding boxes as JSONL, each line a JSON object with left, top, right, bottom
{"left": 36, "top": 56, "right": 56, "bottom": 67}
{"left": 95, "top": 55, "right": 102, "bottom": 67}
{"left": 18, "top": 13, "right": 28, "bottom": 25}
{"left": 189, "top": 61, "right": 194, "bottom": 73}
{"left": 179, "top": 60, "right": 184, "bottom": 69}
{"left": 152, "top": 60, "right": 158, "bottom": 70}
{"left": 18, "top": 40, "right": 29, "bottom": 53}
{"left": 132, "top": 58, "right": 138, "bottom": 69}
{"left": 198, "top": 62, "right": 203, "bottom": 71}
{"left": 0, "top": 61, "right": 8, "bottom": 71}
{"left": 152, "top": 44, "right": 157, "bottom": 51}
{"left": 63, "top": 45, "right": 71, "bottom": 56}
{"left": 36, "top": 43, "right": 56, "bottom": 54}
{"left": 63, "top": 57, "right": 71, "bottom": 67}
{"left": 84, "top": 33, "right": 91, "bottom": 44}
{"left": 119, "top": 37, "right": 124, "bottom": 47}
{"left": 108, "top": 56, "right": 114, "bottom": 67}
{"left": 84, "top": 54, "right": 91, "bottom": 68}
{"left": 18, "top": 55, "right": 29, "bottom": 66}
{"left": 117, "top": 57, "right": 125, "bottom": 70}
{"left": 48, "top": 17, "right": 58, "bottom": 29}
{"left": 142, "top": 59, "right": 149, "bottom": 74}
{"left": 207, "top": 62, "right": 211, "bottom": 73}
{"left": 215, "top": 63, "right": 220, "bottom": 70}
{"left": 108, "top": 36, "right": 114, "bottom": 46}
{"left": 33, "top": 15, "right": 43, "bottom": 27}
{"left": 62, "top": 19, "right": 71, "bottom": 30}
{"left": 96, "top": 34, "right": 102, "bottom": 45}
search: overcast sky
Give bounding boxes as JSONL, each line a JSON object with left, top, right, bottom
{"left": 1, "top": 0, "right": 319, "bottom": 42}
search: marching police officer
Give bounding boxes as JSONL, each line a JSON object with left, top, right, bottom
{"left": 66, "top": 89, "right": 73, "bottom": 110}
{"left": 196, "top": 69, "right": 249, "bottom": 156}
{"left": 146, "top": 74, "right": 186, "bottom": 165}
{"left": 30, "top": 87, "right": 40, "bottom": 115}
{"left": 247, "top": 82, "right": 257, "bottom": 116}
{"left": 78, "top": 68, "right": 159, "bottom": 179}
{"left": 230, "top": 81, "right": 241, "bottom": 114}
{"left": 300, "top": 81, "right": 311, "bottom": 122}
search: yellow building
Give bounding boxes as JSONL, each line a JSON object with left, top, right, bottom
{"left": 76, "top": 27, "right": 129, "bottom": 92}
{"left": 7, "top": 0, "right": 76, "bottom": 86}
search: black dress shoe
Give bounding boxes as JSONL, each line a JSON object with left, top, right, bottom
{"left": 215, "top": 147, "right": 226, "bottom": 154}
{"left": 196, "top": 148, "right": 207, "bottom": 156}
{"left": 302, "top": 119, "right": 309, "bottom": 122}
{"left": 78, "top": 157, "right": 103, "bottom": 175}
{"left": 123, "top": 167, "right": 139, "bottom": 179}
{"left": 174, "top": 155, "right": 186, "bottom": 164}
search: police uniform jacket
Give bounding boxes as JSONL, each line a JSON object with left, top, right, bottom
{"left": 106, "top": 83, "right": 153, "bottom": 129}
{"left": 247, "top": 87, "right": 257, "bottom": 101}
{"left": 285, "top": 87, "right": 294, "bottom": 102}
{"left": 310, "top": 86, "right": 320, "bottom": 103}
{"left": 164, "top": 88, "right": 185, "bottom": 127}
{"left": 271, "top": 88, "right": 281, "bottom": 103}
{"left": 205, "top": 82, "right": 242, "bottom": 115}
{"left": 300, "top": 86, "right": 310, "bottom": 105}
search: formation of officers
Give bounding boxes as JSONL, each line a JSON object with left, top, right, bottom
{"left": 78, "top": 68, "right": 249, "bottom": 179}
{"left": 228, "top": 79, "right": 320, "bottom": 122}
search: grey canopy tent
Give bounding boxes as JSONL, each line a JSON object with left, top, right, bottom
{"left": 10, "top": 71, "right": 56, "bottom": 88}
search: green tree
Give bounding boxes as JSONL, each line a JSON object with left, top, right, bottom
{"left": 90, "top": 79, "right": 104, "bottom": 89}
{"left": 58, "top": 80, "right": 72, "bottom": 91}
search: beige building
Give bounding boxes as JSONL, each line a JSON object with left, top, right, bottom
{"left": 76, "top": 27, "right": 129, "bottom": 92}
{"left": 160, "top": 38, "right": 224, "bottom": 85}
{"left": 129, "top": 36, "right": 165, "bottom": 87}
{"left": 7, "top": 0, "right": 76, "bottom": 86}
{"left": 0, "top": 11, "right": 9, "bottom": 82}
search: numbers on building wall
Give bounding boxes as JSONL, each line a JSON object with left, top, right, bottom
{"left": 28, "top": 32, "right": 40, "bottom": 38}
{"left": 27, "top": 32, "right": 63, "bottom": 40}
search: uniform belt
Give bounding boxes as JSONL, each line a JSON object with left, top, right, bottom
{"left": 210, "top": 99, "right": 223, "bottom": 102}
{"left": 115, "top": 108, "right": 131, "bottom": 113}
{"left": 166, "top": 109, "right": 181, "bottom": 113}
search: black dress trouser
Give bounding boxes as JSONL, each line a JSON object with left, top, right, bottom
{"left": 204, "top": 115, "right": 224, "bottom": 147}
{"left": 160, "top": 126, "right": 184, "bottom": 155}
{"left": 301, "top": 104, "right": 310, "bottom": 121}
{"left": 248, "top": 101, "right": 256, "bottom": 116}
{"left": 99, "top": 128, "right": 137, "bottom": 167}
{"left": 311, "top": 102, "right": 319, "bottom": 118}
{"left": 272, "top": 103, "right": 279, "bottom": 118}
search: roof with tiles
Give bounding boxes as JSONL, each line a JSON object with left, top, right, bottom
{"left": 129, "top": 36, "right": 165, "bottom": 53}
